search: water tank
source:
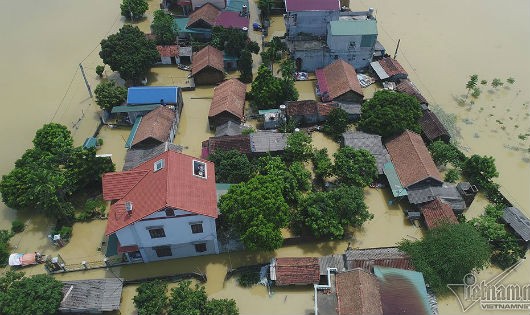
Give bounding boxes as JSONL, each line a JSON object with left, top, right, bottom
{"left": 241, "top": 4, "right": 248, "bottom": 16}
{"left": 368, "top": 8, "right": 375, "bottom": 18}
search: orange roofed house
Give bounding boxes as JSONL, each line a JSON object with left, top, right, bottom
{"left": 191, "top": 45, "right": 225, "bottom": 85}
{"left": 208, "top": 78, "right": 246, "bottom": 129}
{"left": 102, "top": 150, "right": 219, "bottom": 263}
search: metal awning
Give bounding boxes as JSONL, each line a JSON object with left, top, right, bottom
{"left": 111, "top": 104, "right": 160, "bottom": 114}
{"left": 370, "top": 61, "right": 389, "bottom": 80}
{"left": 383, "top": 162, "right": 407, "bottom": 197}
{"left": 125, "top": 116, "right": 143, "bottom": 148}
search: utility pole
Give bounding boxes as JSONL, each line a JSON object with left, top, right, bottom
{"left": 79, "top": 63, "right": 93, "bottom": 98}
{"left": 393, "top": 39, "right": 400, "bottom": 59}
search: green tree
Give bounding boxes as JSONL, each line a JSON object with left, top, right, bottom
{"left": 249, "top": 65, "right": 283, "bottom": 109}
{"left": 33, "top": 123, "right": 73, "bottom": 154}
{"left": 288, "top": 161, "right": 311, "bottom": 192}
{"left": 322, "top": 108, "right": 349, "bottom": 141}
{"left": 399, "top": 223, "right": 491, "bottom": 295}
{"left": 238, "top": 49, "right": 253, "bottom": 83}
{"left": 94, "top": 80, "right": 127, "bottom": 111}
{"left": 204, "top": 299, "right": 239, "bottom": 315}
{"left": 465, "top": 74, "right": 478, "bottom": 98}
{"left": 100, "top": 25, "right": 159, "bottom": 82}
{"left": 297, "top": 185, "right": 371, "bottom": 239}
{"left": 168, "top": 281, "right": 207, "bottom": 315}
{"left": 471, "top": 87, "right": 481, "bottom": 98}
{"left": 480, "top": 79, "right": 487, "bottom": 85}
{"left": 469, "top": 204, "right": 525, "bottom": 269}
{"left": 491, "top": 78, "right": 504, "bottom": 89}
{"left": 152, "top": 10, "right": 178, "bottom": 45}
{"left": 211, "top": 27, "right": 259, "bottom": 58}
{"left": 96, "top": 65, "right": 105, "bottom": 77}
{"left": 284, "top": 131, "right": 313, "bottom": 163}
{"left": 256, "top": 155, "right": 304, "bottom": 204}
{"left": 462, "top": 154, "right": 498, "bottom": 187}
{"left": 506, "top": 77, "right": 515, "bottom": 84}
{"left": 428, "top": 140, "right": 466, "bottom": 168}
{"left": 0, "top": 230, "right": 12, "bottom": 266}
{"left": 258, "top": 0, "right": 272, "bottom": 18}
{"left": 333, "top": 147, "right": 378, "bottom": 187}
{"left": 312, "top": 148, "right": 333, "bottom": 182}
{"left": 120, "top": 0, "right": 148, "bottom": 20}
{"left": 358, "top": 90, "right": 423, "bottom": 138}
{"left": 0, "top": 273, "right": 63, "bottom": 315}
{"left": 260, "top": 37, "right": 287, "bottom": 70}
{"left": 207, "top": 149, "right": 254, "bottom": 184}
{"left": 218, "top": 174, "right": 289, "bottom": 250}
{"left": 278, "top": 58, "right": 295, "bottom": 80}
{"left": 444, "top": 168, "right": 460, "bottom": 183}
{"left": 134, "top": 280, "right": 168, "bottom": 315}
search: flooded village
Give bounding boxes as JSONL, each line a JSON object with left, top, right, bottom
{"left": 0, "top": 0, "right": 529, "bottom": 314}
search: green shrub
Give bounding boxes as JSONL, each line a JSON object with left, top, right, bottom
{"left": 444, "top": 169, "right": 460, "bottom": 183}
{"left": 11, "top": 220, "right": 25, "bottom": 233}
{"left": 237, "top": 270, "right": 260, "bottom": 287}
{"left": 96, "top": 65, "right": 105, "bottom": 77}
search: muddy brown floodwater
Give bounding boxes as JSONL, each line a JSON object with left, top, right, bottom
{"left": 0, "top": 0, "right": 529, "bottom": 314}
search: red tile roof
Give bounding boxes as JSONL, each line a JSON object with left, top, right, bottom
{"left": 215, "top": 11, "right": 249, "bottom": 29}
{"left": 396, "top": 79, "right": 427, "bottom": 104}
{"left": 201, "top": 135, "right": 252, "bottom": 158}
{"left": 336, "top": 269, "right": 383, "bottom": 315}
{"left": 421, "top": 198, "right": 458, "bottom": 229}
{"left": 102, "top": 151, "right": 217, "bottom": 235}
{"left": 385, "top": 130, "right": 442, "bottom": 188}
{"left": 378, "top": 57, "right": 407, "bottom": 78}
{"left": 187, "top": 3, "right": 220, "bottom": 28}
{"left": 419, "top": 110, "right": 450, "bottom": 142}
{"left": 285, "top": 100, "right": 336, "bottom": 117}
{"left": 131, "top": 106, "right": 177, "bottom": 147}
{"left": 191, "top": 45, "right": 225, "bottom": 76}
{"left": 285, "top": 0, "right": 340, "bottom": 12}
{"left": 156, "top": 45, "right": 179, "bottom": 57}
{"left": 209, "top": 79, "right": 246, "bottom": 121}
{"left": 316, "top": 59, "right": 363, "bottom": 102}
{"left": 273, "top": 257, "right": 320, "bottom": 286}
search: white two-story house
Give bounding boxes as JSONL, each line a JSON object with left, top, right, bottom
{"left": 102, "top": 150, "right": 219, "bottom": 263}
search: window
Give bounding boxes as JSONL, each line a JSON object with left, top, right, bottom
{"left": 154, "top": 246, "right": 172, "bottom": 257}
{"left": 193, "top": 160, "right": 207, "bottom": 178}
{"left": 165, "top": 208, "right": 175, "bottom": 217}
{"left": 154, "top": 159, "right": 165, "bottom": 172}
{"left": 190, "top": 223, "right": 203, "bottom": 234}
{"left": 148, "top": 227, "right": 166, "bottom": 238}
{"left": 194, "top": 243, "right": 207, "bottom": 253}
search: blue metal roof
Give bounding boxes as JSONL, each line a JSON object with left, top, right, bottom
{"left": 225, "top": 0, "right": 248, "bottom": 12}
{"left": 174, "top": 18, "right": 212, "bottom": 34}
{"left": 125, "top": 116, "right": 143, "bottom": 148}
{"left": 82, "top": 137, "right": 98, "bottom": 149}
{"left": 127, "top": 86, "right": 180, "bottom": 105}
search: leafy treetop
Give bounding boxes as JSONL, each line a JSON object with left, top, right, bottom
{"left": 333, "top": 147, "right": 378, "bottom": 187}
{"left": 134, "top": 280, "right": 168, "bottom": 315}
{"left": 100, "top": 25, "right": 159, "bottom": 82}
{"left": 120, "top": 0, "right": 148, "bottom": 20}
{"left": 284, "top": 131, "right": 313, "bottom": 163}
{"left": 322, "top": 108, "right": 350, "bottom": 141}
{"left": 151, "top": 10, "right": 178, "bottom": 45}
{"left": 207, "top": 149, "right": 254, "bottom": 184}
{"left": 358, "top": 90, "right": 423, "bottom": 138}
{"left": 94, "top": 80, "right": 127, "bottom": 111}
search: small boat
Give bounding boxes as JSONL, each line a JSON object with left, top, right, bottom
{"left": 177, "top": 64, "right": 191, "bottom": 71}
{"left": 9, "top": 252, "right": 46, "bottom": 267}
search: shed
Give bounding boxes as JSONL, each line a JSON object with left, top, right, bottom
{"left": 123, "top": 142, "right": 183, "bottom": 171}
{"left": 191, "top": 45, "right": 225, "bottom": 85}
{"left": 316, "top": 59, "right": 363, "bottom": 103}
{"left": 270, "top": 257, "right": 320, "bottom": 286}
{"left": 344, "top": 247, "right": 413, "bottom": 272}
{"left": 342, "top": 132, "right": 390, "bottom": 175}
{"left": 370, "top": 57, "right": 408, "bottom": 82}
{"left": 420, "top": 198, "right": 458, "bottom": 229}
{"left": 396, "top": 79, "right": 428, "bottom": 105}
{"left": 59, "top": 278, "right": 123, "bottom": 313}
{"left": 187, "top": 3, "right": 220, "bottom": 29}
{"left": 385, "top": 130, "right": 442, "bottom": 189}
{"left": 419, "top": 110, "right": 451, "bottom": 143}
{"left": 502, "top": 207, "right": 530, "bottom": 244}
{"left": 208, "top": 78, "right": 246, "bottom": 129}
{"left": 156, "top": 45, "right": 180, "bottom": 65}
{"left": 111, "top": 104, "right": 161, "bottom": 125}
{"left": 215, "top": 120, "right": 249, "bottom": 137}
{"left": 128, "top": 106, "right": 178, "bottom": 149}
{"left": 285, "top": 100, "right": 336, "bottom": 126}
{"left": 83, "top": 137, "right": 98, "bottom": 149}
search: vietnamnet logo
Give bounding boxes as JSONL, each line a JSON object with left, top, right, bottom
{"left": 447, "top": 261, "right": 530, "bottom": 312}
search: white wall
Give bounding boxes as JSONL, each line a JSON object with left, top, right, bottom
{"left": 115, "top": 209, "right": 219, "bottom": 262}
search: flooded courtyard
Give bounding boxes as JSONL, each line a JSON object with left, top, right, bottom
{"left": 0, "top": 0, "right": 529, "bottom": 314}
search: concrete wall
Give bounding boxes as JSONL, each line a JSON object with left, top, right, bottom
{"left": 293, "top": 49, "right": 330, "bottom": 72}
{"left": 115, "top": 209, "right": 219, "bottom": 262}
{"left": 285, "top": 11, "right": 339, "bottom": 37}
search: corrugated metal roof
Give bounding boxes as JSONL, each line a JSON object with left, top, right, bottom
{"left": 82, "top": 137, "right": 97, "bottom": 149}
{"left": 370, "top": 61, "right": 388, "bottom": 79}
{"left": 344, "top": 247, "right": 413, "bottom": 271}
{"left": 60, "top": 278, "right": 123, "bottom": 313}
{"left": 503, "top": 207, "right": 530, "bottom": 242}
{"left": 125, "top": 116, "right": 143, "bottom": 148}
{"left": 111, "top": 104, "right": 161, "bottom": 114}
{"left": 383, "top": 162, "right": 408, "bottom": 197}
{"left": 127, "top": 86, "right": 180, "bottom": 105}
{"left": 329, "top": 19, "right": 378, "bottom": 36}
{"left": 319, "top": 254, "right": 346, "bottom": 275}
{"left": 249, "top": 132, "right": 289, "bottom": 153}
{"left": 373, "top": 266, "right": 431, "bottom": 315}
